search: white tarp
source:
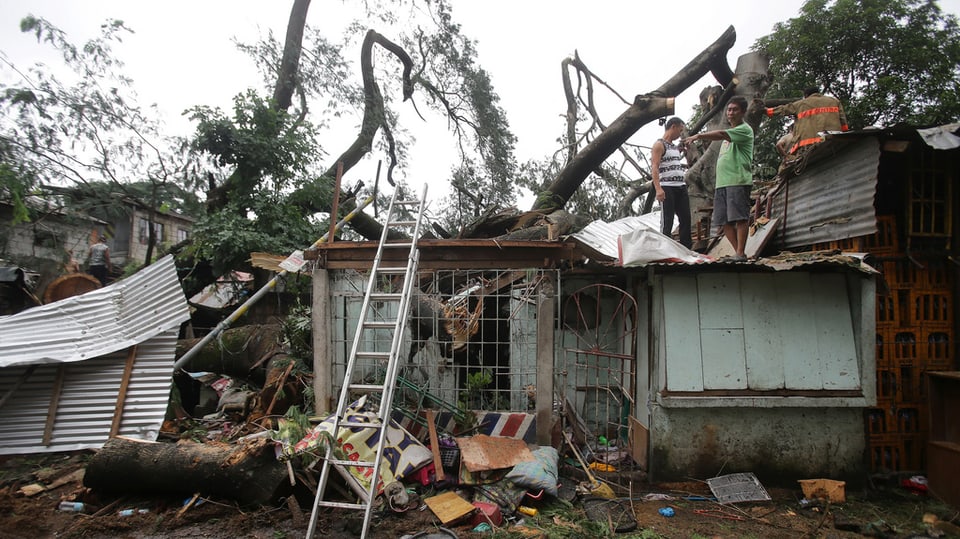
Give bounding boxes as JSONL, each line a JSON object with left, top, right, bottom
{"left": 917, "top": 123, "right": 960, "bottom": 150}
{"left": 618, "top": 228, "right": 712, "bottom": 266}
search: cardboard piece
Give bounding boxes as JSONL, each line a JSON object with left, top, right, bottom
{"left": 628, "top": 416, "right": 648, "bottom": 470}
{"left": 799, "top": 478, "right": 846, "bottom": 503}
{"left": 424, "top": 491, "right": 476, "bottom": 525}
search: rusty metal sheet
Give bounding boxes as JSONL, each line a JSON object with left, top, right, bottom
{"left": 770, "top": 136, "right": 880, "bottom": 249}
{"left": 455, "top": 434, "right": 535, "bottom": 472}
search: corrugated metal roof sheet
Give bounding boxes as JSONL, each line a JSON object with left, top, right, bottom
{"left": 770, "top": 136, "right": 881, "bottom": 249}
{"left": 0, "top": 255, "right": 189, "bottom": 454}
{"left": 0, "top": 255, "right": 190, "bottom": 367}
{"left": 0, "top": 331, "right": 179, "bottom": 455}
{"left": 569, "top": 213, "right": 662, "bottom": 259}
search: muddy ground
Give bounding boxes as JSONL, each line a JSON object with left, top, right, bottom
{"left": 1, "top": 451, "right": 958, "bottom": 539}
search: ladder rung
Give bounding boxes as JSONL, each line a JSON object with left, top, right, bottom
{"left": 376, "top": 267, "right": 406, "bottom": 274}
{"left": 390, "top": 220, "right": 416, "bottom": 226}
{"left": 340, "top": 420, "right": 384, "bottom": 429}
{"left": 355, "top": 351, "right": 390, "bottom": 360}
{"left": 393, "top": 200, "right": 419, "bottom": 206}
{"left": 369, "top": 292, "right": 401, "bottom": 301}
{"left": 326, "top": 458, "right": 376, "bottom": 468}
{"left": 316, "top": 500, "right": 369, "bottom": 511}
{"left": 348, "top": 383, "right": 385, "bottom": 393}
{"left": 384, "top": 241, "right": 413, "bottom": 248}
{"left": 362, "top": 321, "right": 396, "bottom": 329}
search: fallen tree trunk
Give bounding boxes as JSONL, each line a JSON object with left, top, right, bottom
{"left": 534, "top": 26, "right": 738, "bottom": 211}
{"left": 84, "top": 437, "right": 287, "bottom": 507}
{"left": 175, "top": 324, "right": 283, "bottom": 383}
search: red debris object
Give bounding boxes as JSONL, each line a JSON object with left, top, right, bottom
{"left": 901, "top": 475, "right": 928, "bottom": 494}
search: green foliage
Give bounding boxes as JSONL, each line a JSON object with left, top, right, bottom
{"left": 189, "top": 91, "right": 321, "bottom": 197}
{"left": 190, "top": 197, "right": 327, "bottom": 277}
{"left": 280, "top": 302, "right": 313, "bottom": 360}
{"left": 459, "top": 368, "right": 504, "bottom": 410}
{"left": 754, "top": 0, "right": 960, "bottom": 128}
{"left": 185, "top": 90, "right": 331, "bottom": 273}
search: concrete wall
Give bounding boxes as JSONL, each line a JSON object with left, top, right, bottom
{"left": 649, "top": 406, "right": 867, "bottom": 483}
{"left": 0, "top": 206, "right": 93, "bottom": 268}
{"left": 120, "top": 207, "right": 193, "bottom": 266}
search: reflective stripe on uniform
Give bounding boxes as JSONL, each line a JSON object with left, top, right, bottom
{"left": 788, "top": 136, "right": 824, "bottom": 154}
{"left": 796, "top": 106, "right": 839, "bottom": 119}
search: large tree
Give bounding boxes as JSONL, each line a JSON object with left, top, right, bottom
{"left": 182, "top": 0, "right": 519, "bottom": 284}
{"left": 0, "top": 16, "right": 192, "bottom": 265}
{"left": 2, "top": 2, "right": 518, "bottom": 292}
{"left": 754, "top": 0, "right": 960, "bottom": 129}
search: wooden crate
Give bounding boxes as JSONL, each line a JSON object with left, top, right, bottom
{"left": 869, "top": 433, "right": 926, "bottom": 472}
{"left": 910, "top": 290, "right": 952, "bottom": 326}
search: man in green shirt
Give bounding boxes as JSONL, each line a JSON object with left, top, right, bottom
{"left": 682, "top": 96, "right": 754, "bottom": 261}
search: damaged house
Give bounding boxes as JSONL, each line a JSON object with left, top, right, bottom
{"left": 308, "top": 123, "right": 959, "bottom": 488}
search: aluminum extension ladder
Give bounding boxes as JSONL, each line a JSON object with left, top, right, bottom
{"left": 306, "top": 185, "right": 427, "bottom": 539}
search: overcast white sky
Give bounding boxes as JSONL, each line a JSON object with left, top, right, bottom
{"left": 2, "top": 0, "right": 959, "bottom": 207}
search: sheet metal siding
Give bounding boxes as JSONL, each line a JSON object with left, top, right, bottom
{"left": 571, "top": 214, "right": 661, "bottom": 259}
{"left": 0, "top": 255, "right": 189, "bottom": 367}
{"left": 771, "top": 137, "right": 880, "bottom": 249}
{"left": 0, "top": 330, "right": 177, "bottom": 455}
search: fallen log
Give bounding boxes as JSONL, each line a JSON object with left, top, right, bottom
{"left": 84, "top": 436, "right": 288, "bottom": 507}
{"left": 175, "top": 324, "right": 283, "bottom": 383}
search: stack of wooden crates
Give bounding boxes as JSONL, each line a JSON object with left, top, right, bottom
{"left": 868, "top": 215, "right": 955, "bottom": 473}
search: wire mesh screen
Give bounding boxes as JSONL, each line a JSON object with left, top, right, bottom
{"left": 329, "top": 268, "right": 558, "bottom": 418}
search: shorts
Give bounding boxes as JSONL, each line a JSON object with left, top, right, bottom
{"left": 711, "top": 185, "right": 751, "bottom": 228}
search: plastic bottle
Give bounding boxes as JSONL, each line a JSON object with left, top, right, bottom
{"left": 118, "top": 508, "right": 150, "bottom": 517}
{"left": 517, "top": 506, "right": 538, "bottom": 517}
{"left": 58, "top": 501, "right": 85, "bottom": 513}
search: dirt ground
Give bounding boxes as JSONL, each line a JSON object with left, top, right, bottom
{"left": 2, "top": 451, "right": 958, "bottom": 539}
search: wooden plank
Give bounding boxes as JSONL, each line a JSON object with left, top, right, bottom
{"left": 811, "top": 274, "right": 861, "bottom": 390}
{"left": 707, "top": 218, "right": 778, "bottom": 259}
{"left": 777, "top": 273, "right": 823, "bottom": 390}
{"left": 312, "top": 270, "right": 333, "bottom": 414}
{"left": 628, "top": 416, "right": 648, "bottom": 470}
{"left": 536, "top": 278, "right": 556, "bottom": 445}
{"left": 697, "top": 274, "right": 743, "bottom": 329}
{"left": 701, "top": 329, "right": 748, "bottom": 390}
{"left": 662, "top": 275, "right": 703, "bottom": 392}
{"left": 424, "top": 490, "right": 476, "bottom": 525}
{"left": 741, "top": 274, "right": 785, "bottom": 390}
{"left": 426, "top": 410, "right": 445, "bottom": 482}
{"left": 309, "top": 240, "right": 579, "bottom": 270}
{"left": 110, "top": 346, "right": 138, "bottom": 437}
{"left": 42, "top": 365, "right": 66, "bottom": 446}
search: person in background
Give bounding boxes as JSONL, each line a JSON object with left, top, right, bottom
{"left": 765, "top": 86, "right": 848, "bottom": 156}
{"left": 87, "top": 236, "right": 112, "bottom": 286}
{"left": 64, "top": 249, "right": 80, "bottom": 273}
{"left": 651, "top": 117, "right": 692, "bottom": 248}
{"left": 682, "top": 96, "right": 755, "bottom": 261}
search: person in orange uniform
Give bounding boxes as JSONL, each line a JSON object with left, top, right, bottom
{"left": 765, "top": 86, "right": 848, "bottom": 156}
